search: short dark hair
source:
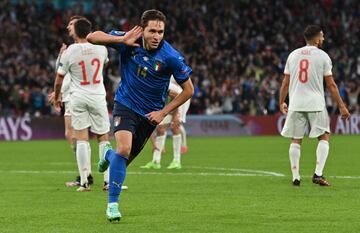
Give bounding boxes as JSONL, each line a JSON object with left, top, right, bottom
{"left": 74, "top": 18, "right": 92, "bottom": 38}
{"left": 303, "top": 25, "right": 322, "bottom": 41}
{"left": 140, "top": 9, "right": 166, "bottom": 28}
{"left": 69, "top": 15, "right": 85, "bottom": 21}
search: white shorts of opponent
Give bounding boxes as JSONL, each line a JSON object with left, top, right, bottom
{"left": 281, "top": 108, "right": 330, "bottom": 139}
{"left": 70, "top": 93, "right": 110, "bottom": 135}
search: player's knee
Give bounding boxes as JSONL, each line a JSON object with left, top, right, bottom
{"left": 157, "top": 126, "right": 167, "bottom": 135}
{"left": 116, "top": 144, "right": 131, "bottom": 156}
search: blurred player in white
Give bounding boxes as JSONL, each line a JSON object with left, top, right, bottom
{"left": 141, "top": 77, "right": 191, "bottom": 169}
{"left": 279, "top": 25, "right": 350, "bottom": 186}
{"left": 49, "top": 16, "right": 95, "bottom": 187}
{"left": 53, "top": 17, "right": 111, "bottom": 191}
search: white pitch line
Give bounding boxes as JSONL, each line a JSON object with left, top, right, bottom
{"left": 1, "top": 169, "right": 359, "bottom": 179}
{"left": 0, "top": 170, "right": 278, "bottom": 177}
{"left": 187, "top": 166, "right": 285, "bottom": 177}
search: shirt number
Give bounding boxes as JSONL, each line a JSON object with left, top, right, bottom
{"left": 298, "top": 59, "right": 309, "bottom": 83}
{"left": 79, "top": 58, "right": 101, "bottom": 85}
{"left": 137, "top": 65, "right": 148, "bottom": 78}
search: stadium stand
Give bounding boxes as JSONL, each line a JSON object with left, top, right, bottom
{"left": 0, "top": 0, "right": 358, "bottom": 117}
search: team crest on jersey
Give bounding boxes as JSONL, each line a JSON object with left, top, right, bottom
{"left": 114, "top": 116, "right": 121, "bottom": 127}
{"left": 154, "top": 60, "right": 161, "bottom": 71}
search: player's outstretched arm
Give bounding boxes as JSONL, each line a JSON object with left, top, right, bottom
{"left": 146, "top": 79, "right": 194, "bottom": 125}
{"left": 279, "top": 74, "right": 290, "bottom": 114}
{"left": 324, "top": 75, "right": 350, "bottom": 119}
{"left": 87, "top": 26, "right": 143, "bottom": 47}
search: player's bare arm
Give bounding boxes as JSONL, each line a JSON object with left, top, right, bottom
{"left": 279, "top": 74, "right": 290, "bottom": 114}
{"left": 53, "top": 73, "right": 65, "bottom": 112}
{"left": 86, "top": 26, "right": 143, "bottom": 46}
{"left": 146, "top": 78, "right": 194, "bottom": 124}
{"left": 324, "top": 75, "right": 350, "bottom": 119}
{"left": 49, "top": 43, "right": 68, "bottom": 105}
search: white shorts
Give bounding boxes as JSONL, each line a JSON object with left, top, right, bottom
{"left": 63, "top": 101, "right": 71, "bottom": 117}
{"left": 281, "top": 109, "right": 330, "bottom": 139}
{"left": 159, "top": 99, "right": 190, "bottom": 125}
{"left": 70, "top": 93, "right": 110, "bottom": 135}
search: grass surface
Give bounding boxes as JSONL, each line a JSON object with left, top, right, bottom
{"left": 0, "top": 135, "right": 359, "bottom": 233}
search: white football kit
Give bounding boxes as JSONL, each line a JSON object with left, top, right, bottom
{"left": 281, "top": 45, "right": 332, "bottom": 138}
{"left": 61, "top": 73, "right": 72, "bottom": 116}
{"left": 57, "top": 42, "right": 110, "bottom": 134}
{"left": 160, "top": 79, "right": 191, "bottom": 125}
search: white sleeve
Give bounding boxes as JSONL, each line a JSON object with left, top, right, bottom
{"left": 57, "top": 48, "right": 71, "bottom": 75}
{"left": 55, "top": 55, "right": 61, "bottom": 73}
{"left": 284, "top": 56, "right": 290, "bottom": 75}
{"left": 323, "top": 53, "right": 332, "bottom": 76}
{"left": 104, "top": 48, "right": 109, "bottom": 64}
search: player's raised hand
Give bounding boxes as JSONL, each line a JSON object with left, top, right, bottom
{"left": 339, "top": 105, "right": 350, "bottom": 120}
{"left": 146, "top": 110, "right": 166, "bottom": 125}
{"left": 280, "top": 102, "right": 288, "bottom": 114}
{"left": 59, "top": 43, "right": 67, "bottom": 56}
{"left": 48, "top": 91, "right": 55, "bottom": 104}
{"left": 122, "top": 26, "right": 143, "bottom": 47}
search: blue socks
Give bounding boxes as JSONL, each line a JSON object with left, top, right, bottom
{"left": 105, "top": 149, "right": 128, "bottom": 203}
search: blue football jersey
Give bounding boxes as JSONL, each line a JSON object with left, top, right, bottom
{"left": 107, "top": 30, "right": 192, "bottom": 117}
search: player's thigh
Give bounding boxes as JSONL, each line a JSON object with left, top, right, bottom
{"left": 64, "top": 116, "right": 72, "bottom": 136}
{"left": 281, "top": 111, "right": 308, "bottom": 139}
{"left": 88, "top": 99, "right": 110, "bottom": 135}
{"left": 307, "top": 109, "right": 330, "bottom": 138}
{"left": 171, "top": 113, "right": 181, "bottom": 134}
{"left": 112, "top": 102, "right": 139, "bottom": 155}
{"left": 157, "top": 123, "right": 169, "bottom": 135}
{"left": 70, "top": 97, "right": 90, "bottom": 131}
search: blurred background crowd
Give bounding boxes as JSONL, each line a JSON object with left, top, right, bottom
{"left": 0, "top": 0, "right": 359, "bottom": 117}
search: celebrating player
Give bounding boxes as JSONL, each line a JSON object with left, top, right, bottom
{"left": 53, "top": 17, "right": 111, "bottom": 191}
{"left": 279, "top": 25, "right": 350, "bottom": 186}
{"left": 87, "top": 9, "right": 194, "bottom": 221}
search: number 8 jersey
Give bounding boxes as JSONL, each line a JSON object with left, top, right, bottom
{"left": 57, "top": 43, "right": 109, "bottom": 96}
{"left": 284, "top": 45, "right": 333, "bottom": 111}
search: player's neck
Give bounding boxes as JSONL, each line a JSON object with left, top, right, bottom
{"left": 142, "top": 38, "right": 151, "bottom": 50}
{"left": 306, "top": 42, "right": 318, "bottom": 47}
{"left": 75, "top": 38, "right": 88, "bottom": 44}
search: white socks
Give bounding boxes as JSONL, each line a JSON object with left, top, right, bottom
{"left": 289, "top": 143, "right": 301, "bottom": 181}
{"left": 99, "top": 141, "right": 110, "bottom": 183}
{"left": 152, "top": 135, "right": 166, "bottom": 164}
{"left": 173, "top": 134, "right": 182, "bottom": 163}
{"left": 315, "top": 140, "right": 329, "bottom": 176}
{"left": 180, "top": 124, "right": 187, "bottom": 147}
{"left": 87, "top": 142, "right": 92, "bottom": 175}
{"left": 76, "top": 140, "right": 90, "bottom": 185}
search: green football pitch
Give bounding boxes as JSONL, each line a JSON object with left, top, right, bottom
{"left": 1, "top": 135, "right": 360, "bottom": 233}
